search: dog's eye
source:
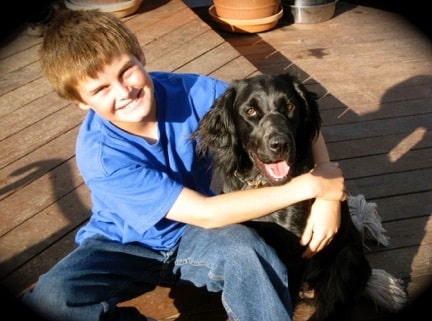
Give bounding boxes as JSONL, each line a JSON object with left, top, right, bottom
{"left": 245, "top": 107, "right": 257, "bottom": 116}
{"left": 287, "top": 103, "right": 295, "bottom": 111}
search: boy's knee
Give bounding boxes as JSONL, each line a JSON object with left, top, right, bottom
{"left": 22, "top": 274, "right": 71, "bottom": 319}
{"left": 229, "top": 224, "right": 266, "bottom": 243}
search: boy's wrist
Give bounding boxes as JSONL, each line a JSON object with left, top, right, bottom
{"left": 292, "top": 172, "right": 317, "bottom": 201}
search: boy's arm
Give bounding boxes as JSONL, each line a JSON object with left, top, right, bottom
{"left": 311, "top": 130, "right": 331, "bottom": 164}
{"left": 300, "top": 131, "right": 342, "bottom": 258}
{"left": 166, "top": 160, "right": 344, "bottom": 229}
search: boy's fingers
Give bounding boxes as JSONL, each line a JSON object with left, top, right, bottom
{"left": 300, "top": 220, "right": 312, "bottom": 246}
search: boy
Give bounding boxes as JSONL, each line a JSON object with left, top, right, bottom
{"left": 23, "top": 9, "right": 345, "bottom": 321}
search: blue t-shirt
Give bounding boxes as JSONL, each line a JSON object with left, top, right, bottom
{"left": 75, "top": 72, "right": 229, "bottom": 250}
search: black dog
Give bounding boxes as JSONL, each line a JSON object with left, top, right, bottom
{"left": 192, "top": 73, "right": 407, "bottom": 321}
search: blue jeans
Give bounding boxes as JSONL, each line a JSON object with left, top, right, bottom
{"left": 23, "top": 224, "right": 293, "bottom": 321}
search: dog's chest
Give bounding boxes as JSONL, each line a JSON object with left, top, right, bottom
{"left": 226, "top": 171, "right": 311, "bottom": 238}
{"left": 253, "top": 200, "right": 311, "bottom": 238}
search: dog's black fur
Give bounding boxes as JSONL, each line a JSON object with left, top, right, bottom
{"left": 192, "top": 73, "right": 393, "bottom": 321}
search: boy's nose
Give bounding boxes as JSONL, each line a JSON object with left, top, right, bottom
{"left": 113, "top": 81, "right": 130, "bottom": 99}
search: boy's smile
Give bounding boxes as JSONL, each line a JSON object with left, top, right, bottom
{"left": 76, "top": 53, "right": 157, "bottom": 140}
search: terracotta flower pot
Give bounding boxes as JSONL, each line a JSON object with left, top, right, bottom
{"left": 209, "top": 5, "right": 283, "bottom": 33}
{"left": 213, "top": 0, "right": 281, "bottom": 20}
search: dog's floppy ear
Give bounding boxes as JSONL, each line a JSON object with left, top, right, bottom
{"left": 192, "top": 86, "right": 241, "bottom": 174}
{"left": 290, "top": 77, "right": 322, "bottom": 143}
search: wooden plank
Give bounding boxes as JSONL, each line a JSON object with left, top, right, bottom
{"left": 0, "top": 78, "right": 52, "bottom": 118}
{"left": 320, "top": 97, "right": 432, "bottom": 124}
{"left": 318, "top": 81, "right": 432, "bottom": 109}
{"left": 147, "top": 27, "right": 224, "bottom": 71}
{"left": 176, "top": 42, "right": 240, "bottom": 76}
{"left": 322, "top": 114, "right": 432, "bottom": 142}
{"left": 0, "top": 105, "right": 84, "bottom": 169}
{"left": 127, "top": 1, "right": 196, "bottom": 43}
{"left": 0, "top": 126, "right": 78, "bottom": 201}
{"left": 119, "top": 284, "right": 226, "bottom": 321}
{"left": 289, "top": 59, "right": 432, "bottom": 86}
{"left": 364, "top": 215, "right": 432, "bottom": 254}
{"left": 0, "top": 61, "right": 41, "bottom": 96}
{"left": 349, "top": 191, "right": 431, "bottom": 226}
{"left": 340, "top": 148, "right": 431, "bottom": 180}
{"left": 375, "top": 192, "right": 432, "bottom": 221}
{"left": 135, "top": 12, "right": 208, "bottom": 55}
{"left": 0, "top": 182, "right": 90, "bottom": 279}
{"left": 210, "top": 55, "right": 258, "bottom": 82}
{"left": 234, "top": 3, "right": 432, "bottom": 112}
{"left": 0, "top": 91, "right": 68, "bottom": 140}
{"left": 2, "top": 228, "right": 80, "bottom": 296}
{"left": 0, "top": 42, "right": 40, "bottom": 75}
{"left": 255, "top": 8, "right": 422, "bottom": 46}
{"left": 0, "top": 157, "right": 83, "bottom": 236}
{"left": 328, "top": 130, "right": 432, "bottom": 160}
{"left": 346, "top": 168, "right": 432, "bottom": 199}
{"left": 0, "top": 30, "right": 41, "bottom": 59}
{"left": 382, "top": 216, "right": 432, "bottom": 249}
{"left": 366, "top": 244, "right": 432, "bottom": 285}
{"left": 264, "top": 25, "right": 432, "bottom": 64}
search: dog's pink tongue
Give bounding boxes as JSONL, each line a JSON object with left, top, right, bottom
{"left": 264, "top": 161, "right": 290, "bottom": 179}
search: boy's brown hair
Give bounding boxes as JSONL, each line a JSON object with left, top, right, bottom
{"left": 40, "top": 9, "right": 143, "bottom": 102}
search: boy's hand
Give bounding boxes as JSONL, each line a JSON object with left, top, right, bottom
{"left": 300, "top": 198, "right": 341, "bottom": 258}
{"left": 310, "top": 162, "right": 346, "bottom": 201}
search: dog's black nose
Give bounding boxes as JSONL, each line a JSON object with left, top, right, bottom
{"left": 268, "top": 136, "right": 289, "bottom": 153}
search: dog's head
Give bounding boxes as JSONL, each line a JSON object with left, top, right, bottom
{"left": 193, "top": 73, "right": 321, "bottom": 188}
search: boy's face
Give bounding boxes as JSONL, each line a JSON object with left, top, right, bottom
{"left": 76, "top": 53, "right": 155, "bottom": 131}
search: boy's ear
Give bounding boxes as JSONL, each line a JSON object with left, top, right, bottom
{"left": 77, "top": 102, "right": 91, "bottom": 111}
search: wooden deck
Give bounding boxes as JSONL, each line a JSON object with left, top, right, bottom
{"left": 0, "top": 0, "right": 431, "bottom": 320}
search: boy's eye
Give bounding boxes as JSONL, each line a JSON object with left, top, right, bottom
{"left": 122, "top": 66, "right": 133, "bottom": 77}
{"left": 123, "top": 63, "right": 139, "bottom": 78}
{"left": 92, "top": 85, "right": 108, "bottom": 96}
